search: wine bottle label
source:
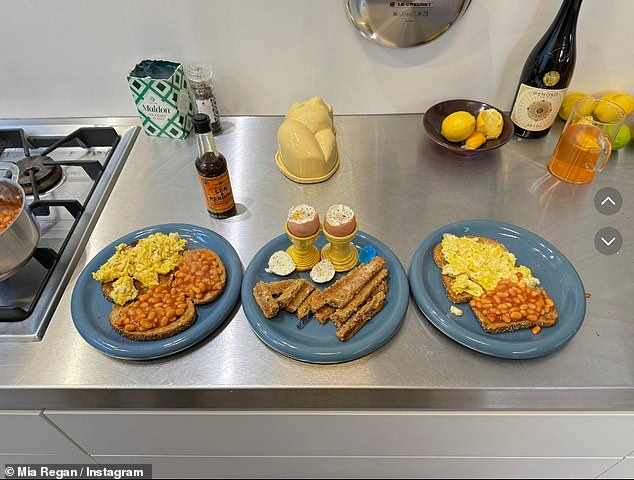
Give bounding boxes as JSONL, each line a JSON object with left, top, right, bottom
{"left": 199, "top": 172, "right": 235, "bottom": 214}
{"left": 543, "top": 71, "right": 561, "bottom": 87}
{"left": 511, "top": 84, "right": 567, "bottom": 131}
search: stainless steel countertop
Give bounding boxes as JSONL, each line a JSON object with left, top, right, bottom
{"left": 1, "top": 114, "right": 633, "bottom": 410}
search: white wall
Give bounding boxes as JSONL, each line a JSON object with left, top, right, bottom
{"left": 1, "top": 0, "right": 632, "bottom": 118}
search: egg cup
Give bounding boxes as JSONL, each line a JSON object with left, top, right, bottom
{"left": 285, "top": 225, "right": 321, "bottom": 272}
{"left": 321, "top": 222, "right": 359, "bottom": 272}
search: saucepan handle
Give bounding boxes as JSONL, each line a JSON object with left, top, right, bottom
{"left": 0, "top": 161, "right": 20, "bottom": 181}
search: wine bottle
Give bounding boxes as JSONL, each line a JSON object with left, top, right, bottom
{"left": 510, "top": 0, "right": 583, "bottom": 138}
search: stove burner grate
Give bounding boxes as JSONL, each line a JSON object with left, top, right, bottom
{"left": 0, "top": 126, "right": 121, "bottom": 323}
{"left": 16, "top": 155, "right": 63, "bottom": 194}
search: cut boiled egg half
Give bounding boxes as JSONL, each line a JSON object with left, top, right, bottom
{"left": 310, "top": 259, "right": 336, "bottom": 284}
{"left": 266, "top": 250, "right": 296, "bottom": 276}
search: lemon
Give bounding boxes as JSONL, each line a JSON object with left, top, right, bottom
{"left": 601, "top": 92, "right": 634, "bottom": 116}
{"left": 441, "top": 111, "right": 476, "bottom": 143}
{"left": 559, "top": 93, "right": 594, "bottom": 120}
{"left": 612, "top": 125, "right": 631, "bottom": 150}
{"left": 476, "top": 109, "right": 503, "bottom": 140}
{"left": 593, "top": 92, "right": 632, "bottom": 123}
{"left": 461, "top": 131, "right": 487, "bottom": 150}
{"left": 575, "top": 130, "right": 601, "bottom": 150}
{"left": 574, "top": 115, "right": 594, "bottom": 126}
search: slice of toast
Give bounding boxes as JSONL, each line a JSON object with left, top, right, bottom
{"left": 174, "top": 249, "right": 227, "bottom": 305}
{"left": 324, "top": 256, "right": 386, "bottom": 308}
{"left": 275, "top": 279, "right": 304, "bottom": 308}
{"left": 336, "top": 290, "right": 386, "bottom": 341}
{"left": 330, "top": 269, "right": 388, "bottom": 325}
{"left": 315, "top": 305, "right": 336, "bottom": 325}
{"left": 109, "top": 298, "right": 197, "bottom": 341}
{"left": 253, "top": 281, "right": 280, "bottom": 319}
{"left": 284, "top": 280, "right": 314, "bottom": 314}
{"left": 471, "top": 301, "right": 558, "bottom": 334}
{"left": 297, "top": 289, "right": 320, "bottom": 320}
{"left": 102, "top": 272, "right": 173, "bottom": 304}
{"left": 432, "top": 236, "right": 508, "bottom": 304}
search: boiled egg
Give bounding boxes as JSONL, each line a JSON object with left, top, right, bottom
{"left": 324, "top": 204, "right": 356, "bottom": 237}
{"left": 266, "top": 250, "right": 296, "bottom": 276}
{"left": 286, "top": 204, "right": 320, "bottom": 238}
{"left": 310, "top": 259, "right": 335, "bottom": 284}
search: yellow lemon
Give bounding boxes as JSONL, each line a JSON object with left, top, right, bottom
{"left": 593, "top": 101, "right": 626, "bottom": 123}
{"left": 461, "top": 131, "right": 487, "bottom": 150}
{"left": 476, "top": 109, "right": 503, "bottom": 140}
{"left": 441, "top": 111, "right": 476, "bottom": 143}
{"left": 559, "top": 92, "right": 594, "bottom": 120}
{"left": 575, "top": 130, "right": 600, "bottom": 150}
{"left": 574, "top": 115, "right": 594, "bottom": 126}
{"left": 601, "top": 92, "right": 634, "bottom": 116}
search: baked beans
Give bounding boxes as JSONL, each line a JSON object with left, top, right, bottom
{"left": 469, "top": 278, "right": 556, "bottom": 329}
{"left": 115, "top": 284, "right": 188, "bottom": 332}
{"left": 0, "top": 202, "right": 20, "bottom": 234}
{"left": 173, "top": 250, "right": 224, "bottom": 301}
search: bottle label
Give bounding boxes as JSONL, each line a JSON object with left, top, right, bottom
{"left": 195, "top": 98, "right": 219, "bottom": 123}
{"left": 511, "top": 84, "right": 567, "bottom": 131}
{"left": 199, "top": 172, "right": 235, "bottom": 214}
{"left": 543, "top": 71, "right": 561, "bottom": 87}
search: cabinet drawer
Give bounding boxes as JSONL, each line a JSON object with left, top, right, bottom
{"left": 45, "top": 411, "right": 634, "bottom": 458}
{"left": 597, "top": 456, "right": 634, "bottom": 479}
{"left": 92, "top": 455, "right": 617, "bottom": 479}
{"left": 0, "top": 411, "right": 84, "bottom": 455}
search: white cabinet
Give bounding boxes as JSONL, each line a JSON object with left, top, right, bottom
{"left": 0, "top": 410, "right": 94, "bottom": 478}
{"left": 597, "top": 454, "right": 634, "bottom": 479}
{"left": 92, "top": 455, "right": 616, "bottom": 479}
{"left": 45, "top": 411, "right": 634, "bottom": 458}
{"left": 0, "top": 411, "right": 86, "bottom": 455}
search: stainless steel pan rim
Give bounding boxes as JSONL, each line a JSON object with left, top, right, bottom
{"left": 346, "top": 0, "right": 472, "bottom": 49}
{"left": 0, "top": 161, "right": 41, "bottom": 282}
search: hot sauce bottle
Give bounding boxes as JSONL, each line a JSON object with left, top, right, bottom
{"left": 193, "top": 113, "right": 236, "bottom": 218}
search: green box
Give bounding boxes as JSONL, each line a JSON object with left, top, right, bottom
{"left": 127, "top": 60, "right": 193, "bottom": 139}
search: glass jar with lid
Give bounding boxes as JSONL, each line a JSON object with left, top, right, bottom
{"left": 185, "top": 62, "right": 222, "bottom": 135}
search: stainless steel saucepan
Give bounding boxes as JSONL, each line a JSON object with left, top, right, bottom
{"left": 346, "top": 0, "right": 471, "bottom": 48}
{"left": 0, "top": 161, "right": 40, "bottom": 281}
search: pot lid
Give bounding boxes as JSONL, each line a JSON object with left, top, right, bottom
{"left": 346, "top": 0, "right": 471, "bottom": 48}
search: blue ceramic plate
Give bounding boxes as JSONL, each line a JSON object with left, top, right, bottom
{"left": 409, "top": 220, "right": 586, "bottom": 359}
{"left": 242, "top": 231, "right": 409, "bottom": 364}
{"left": 71, "top": 224, "right": 242, "bottom": 360}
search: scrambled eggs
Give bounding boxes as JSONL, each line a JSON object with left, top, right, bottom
{"left": 93, "top": 232, "right": 187, "bottom": 303}
{"left": 441, "top": 234, "right": 538, "bottom": 297}
{"left": 450, "top": 306, "right": 463, "bottom": 317}
{"left": 108, "top": 275, "right": 138, "bottom": 306}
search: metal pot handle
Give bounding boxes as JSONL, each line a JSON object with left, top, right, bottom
{"left": 0, "top": 161, "right": 20, "bottom": 182}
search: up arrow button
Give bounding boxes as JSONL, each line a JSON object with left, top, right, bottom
{"left": 595, "top": 187, "right": 622, "bottom": 215}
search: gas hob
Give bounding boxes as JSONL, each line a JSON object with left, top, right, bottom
{"left": 0, "top": 118, "right": 139, "bottom": 341}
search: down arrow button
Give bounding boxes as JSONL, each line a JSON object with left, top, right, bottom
{"left": 594, "top": 227, "right": 622, "bottom": 255}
